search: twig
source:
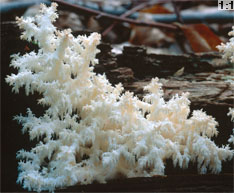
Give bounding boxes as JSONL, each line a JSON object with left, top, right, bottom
{"left": 52, "top": 0, "right": 178, "bottom": 31}
{"left": 172, "top": 0, "right": 183, "bottom": 23}
{"left": 102, "top": 1, "right": 152, "bottom": 36}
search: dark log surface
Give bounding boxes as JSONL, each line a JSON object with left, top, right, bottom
{"left": 1, "top": 22, "right": 233, "bottom": 192}
{"left": 96, "top": 43, "right": 233, "bottom": 108}
{"left": 57, "top": 174, "right": 234, "bottom": 192}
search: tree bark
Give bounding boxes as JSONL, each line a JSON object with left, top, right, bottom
{"left": 96, "top": 44, "right": 233, "bottom": 109}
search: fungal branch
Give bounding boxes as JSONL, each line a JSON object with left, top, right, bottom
{"left": 5, "top": 3, "right": 234, "bottom": 192}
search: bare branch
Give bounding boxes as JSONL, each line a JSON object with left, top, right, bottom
{"left": 52, "top": 0, "right": 178, "bottom": 31}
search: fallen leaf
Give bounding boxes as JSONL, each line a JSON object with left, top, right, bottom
{"left": 129, "top": 13, "right": 174, "bottom": 47}
{"left": 179, "top": 23, "right": 222, "bottom": 53}
{"left": 87, "top": 16, "right": 102, "bottom": 32}
{"left": 140, "top": 4, "right": 172, "bottom": 14}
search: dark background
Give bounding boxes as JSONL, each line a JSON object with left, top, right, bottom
{"left": 1, "top": 20, "right": 44, "bottom": 192}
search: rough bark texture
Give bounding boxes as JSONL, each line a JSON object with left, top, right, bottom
{"left": 1, "top": 22, "right": 233, "bottom": 192}
{"left": 96, "top": 44, "right": 233, "bottom": 109}
{"left": 58, "top": 174, "right": 233, "bottom": 192}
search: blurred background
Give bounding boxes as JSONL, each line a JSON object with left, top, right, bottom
{"left": 1, "top": 0, "right": 234, "bottom": 54}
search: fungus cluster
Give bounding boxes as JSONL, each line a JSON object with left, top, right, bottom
{"left": 6, "top": 3, "right": 233, "bottom": 192}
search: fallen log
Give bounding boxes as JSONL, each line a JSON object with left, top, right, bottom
{"left": 57, "top": 174, "right": 234, "bottom": 192}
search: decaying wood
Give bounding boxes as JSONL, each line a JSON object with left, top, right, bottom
{"left": 96, "top": 44, "right": 233, "bottom": 108}
{"left": 124, "top": 79, "right": 233, "bottom": 106}
{"left": 57, "top": 174, "right": 233, "bottom": 192}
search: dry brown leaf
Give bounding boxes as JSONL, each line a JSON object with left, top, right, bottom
{"left": 87, "top": 16, "right": 102, "bottom": 32}
{"left": 140, "top": 4, "right": 172, "bottom": 14}
{"left": 129, "top": 14, "right": 174, "bottom": 47}
{"left": 179, "top": 24, "right": 222, "bottom": 53}
{"left": 129, "top": 26, "right": 174, "bottom": 46}
{"left": 191, "top": 24, "right": 222, "bottom": 51}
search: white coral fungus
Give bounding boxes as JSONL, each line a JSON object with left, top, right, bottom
{"left": 228, "top": 108, "right": 234, "bottom": 144}
{"left": 217, "top": 26, "right": 234, "bottom": 63}
{"left": 6, "top": 3, "right": 234, "bottom": 192}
